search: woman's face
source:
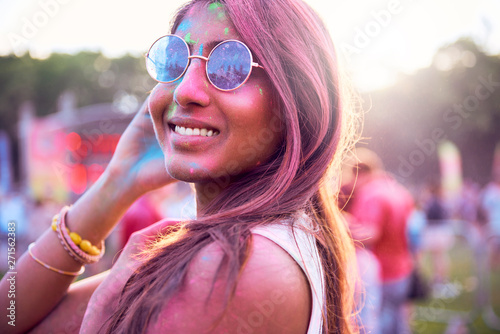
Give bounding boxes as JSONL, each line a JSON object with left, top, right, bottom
{"left": 149, "top": 4, "right": 283, "bottom": 195}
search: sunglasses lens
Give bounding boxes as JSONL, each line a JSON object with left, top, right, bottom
{"left": 146, "top": 35, "right": 188, "bottom": 83}
{"left": 207, "top": 41, "right": 252, "bottom": 90}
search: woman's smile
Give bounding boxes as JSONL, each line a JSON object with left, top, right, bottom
{"left": 172, "top": 126, "right": 219, "bottom": 137}
{"left": 167, "top": 115, "right": 221, "bottom": 150}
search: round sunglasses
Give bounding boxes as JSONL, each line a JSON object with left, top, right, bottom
{"left": 145, "top": 34, "right": 264, "bottom": 91}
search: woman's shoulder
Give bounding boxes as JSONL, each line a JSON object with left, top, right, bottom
{"left": 149, "top": 229, "right": 312, "bottom": 333}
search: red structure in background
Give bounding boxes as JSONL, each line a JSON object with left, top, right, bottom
{"left": 18, "top": 92, "right": 133, "bottom": 203}
{"left": 64, "top": 132, "right": 120, "bottom": 194}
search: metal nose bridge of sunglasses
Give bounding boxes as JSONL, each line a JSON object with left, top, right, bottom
{"left": 187, "top": 55, "right": 263, "bottom": 69}
{"left": 189, "top": 55, "right": 209, "bottom": 61}
{"left": 181, "top": 55, "right": 212, "bottom": 84}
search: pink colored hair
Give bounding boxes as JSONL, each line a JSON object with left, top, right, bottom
{"left": 104, "top": 0, "right": 360, "bottom": 333}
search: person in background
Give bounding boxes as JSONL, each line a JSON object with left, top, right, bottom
{"left": 118, "top": 183, "right": 195, "bottom": 249}
{"left": 480, "top": 169, "right": 500, "bottom": 269}
{"left": 340, "top": 159, "right": 381, "bottom": 334}
{"left": 0, "top": 191, "right": 29, "bottom": 265}
{"left": 457, "top": 179, "right": 482, "bottom": 249}
{"left": 345, "top": 147, "right": 414, "bottom": 334}
{"left": 406, "top": 200, "right": 427, "bottom": 259}
{"left": 422, "top": 179, "right": 454, "bottom": 287}
{"left": 118, "top": 195, "right": 163, "bottom": 249}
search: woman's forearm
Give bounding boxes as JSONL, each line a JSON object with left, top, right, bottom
{"left": 0, "top": 169, "right": 137, "bottom": 333}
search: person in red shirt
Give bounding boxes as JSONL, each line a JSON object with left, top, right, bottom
{"left": 119, "top": 195, "right": 162, "bottom": 249}
{"left": 346, "top": 148, "right": 414, "bottom": 334}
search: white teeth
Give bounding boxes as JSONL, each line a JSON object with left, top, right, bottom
{"left": 174, "top": 126, "right": 218, "bottom": 137}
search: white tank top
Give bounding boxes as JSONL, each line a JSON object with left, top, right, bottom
{"left": 251, "top": 215, "right": 325, "bottom": 334}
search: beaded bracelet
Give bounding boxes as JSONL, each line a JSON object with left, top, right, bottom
{"left": 57, "top": 206, "right": 105, "bottom": 264}
{"left": 52, "top": 206, "right": 105, "bottom": 265}
{"left": 28, "top": 243, "right": 85, "bottom": 276}
{"left": 51, "top": 209, "right": 83, "bottom": 264}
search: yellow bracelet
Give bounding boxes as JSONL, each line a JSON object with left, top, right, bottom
{"left": 28, "top": 243, "right": 85, "bottom": 276}
{"left": 51, "top": 206, "right": 105, "bottom": 265}
{"left": 52, "top": 214, "right": 101, "bottom": 256}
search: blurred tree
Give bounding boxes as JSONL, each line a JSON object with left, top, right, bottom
{"left": 0, "top": 54, "right": 36, "bottom": 140}
{"left": 363, "top": 38, "right": 500, "bottom": 186}
{"left": 0, "top": 52, "right": 154, "bottom": 134}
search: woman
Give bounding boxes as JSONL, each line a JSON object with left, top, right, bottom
{"left": 0, "top": 0, "right": 360, "bottom": 332}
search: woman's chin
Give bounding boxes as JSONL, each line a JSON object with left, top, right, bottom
{"left": 166, "top": 161, "right": 234, "bottom": 194}
{"left": 165, "top": 163, "right": 210, "bottom": 184}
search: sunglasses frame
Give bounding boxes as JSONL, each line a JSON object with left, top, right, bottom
{"left": 145, "top": 34, "right": 264, "bottom": 92}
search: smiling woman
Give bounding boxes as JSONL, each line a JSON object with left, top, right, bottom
{"left": 148, "top": 6, "right": 282, "bottom": 196}
{"left": 0, "top": 0, "right": 360, "bottom": 333}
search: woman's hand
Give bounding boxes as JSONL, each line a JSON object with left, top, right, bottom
{"left": 107, "top": 97, "right": 176, "bottom": 198}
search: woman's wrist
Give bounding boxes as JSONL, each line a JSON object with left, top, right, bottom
{"left": 104, "top": 160, "right": 165, "bottom": 201}
{"left": 65, "top": 168, "right": 139, "bottom": 245}
{"left": 102, "top": 161, "right": 141, "bottom": 197}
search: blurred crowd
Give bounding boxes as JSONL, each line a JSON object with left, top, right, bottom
{"left": 339, "top": 148, "right": 500, "bottom": 334}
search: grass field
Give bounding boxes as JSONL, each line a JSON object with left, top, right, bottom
{"left": 410, "top": 236, "right": 500, "bottom": 334}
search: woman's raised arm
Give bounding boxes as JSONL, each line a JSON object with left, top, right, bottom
{"left": 0, "top": 99, "right": 175, "bottom": 333}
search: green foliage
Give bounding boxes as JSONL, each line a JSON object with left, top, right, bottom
{"left": 0, "top": 54, "right": 36, "bottom": 139}
{"left": 0, "top": 51, "right": 155, "bottom": 141}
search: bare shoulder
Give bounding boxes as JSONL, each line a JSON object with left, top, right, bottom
{"left": 238, "top": 234, "right": 312, "bottom": 303}
{"left": 151, "top": 234, "right": 312, "bottom": 334}
{"left": 228, "top": 234, "right": 313, "bottom": 333}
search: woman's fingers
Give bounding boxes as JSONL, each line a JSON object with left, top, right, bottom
{"left": 107, "top": 96, "right": 176, "bottom": 196}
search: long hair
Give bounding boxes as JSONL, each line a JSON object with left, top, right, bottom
{"left": 104, "top": 0, "right": 360, "bottom": 332}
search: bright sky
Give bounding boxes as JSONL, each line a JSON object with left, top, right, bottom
{"left": 1, "top": 0, "right": 499, "bottom": 91}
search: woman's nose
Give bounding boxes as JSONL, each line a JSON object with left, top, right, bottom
{"left": 173, "top": 59, "right": 211, "bottom": 108}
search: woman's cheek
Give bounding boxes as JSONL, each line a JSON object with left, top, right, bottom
{"left": 149, "top": 83, "right": 175, "bottom": 109}
{"left": 148, "top": 84, "right": 175, "bottom": 124}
